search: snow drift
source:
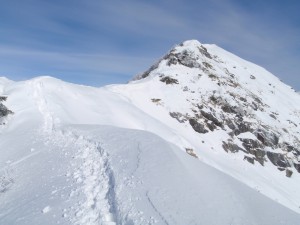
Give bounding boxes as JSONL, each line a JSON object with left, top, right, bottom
{"left": 1, "top": 40, "right": 300, "bottom": 224}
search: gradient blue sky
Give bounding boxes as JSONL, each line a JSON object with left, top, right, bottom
{"left": 0, "top": 0, "right": 299, "bottom": 89}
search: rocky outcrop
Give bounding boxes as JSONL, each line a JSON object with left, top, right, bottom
{"left": 197, "top": 46, "right": 212, "bottom": 59}
{"left": 267, "top": 152, "right": 290, "bottom": 168}
{"left": 160, "top": 76, "right": 179, "bottom": 85}
{"left": 189, "top": 119, "right": 208, "bottom": 134}
{"left": 200, "top": 110, "right": 223, "bottom": 128}
{"left": 254, "top": 129, "right": 279, "bottom": 147}
{"left": 222, "top": 140, "right": 244, "bottom": 153}
{"left": 169, "top": 112, "right": 187, "bottom": 123}
{"left": 164, "top": 49, "right": 202, "bottom": 68}
{"left": 0, "top": 96, "right": 12, "bottom": 119}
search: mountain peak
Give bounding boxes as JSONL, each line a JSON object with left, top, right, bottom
{"left": 177, "top": 39, "right": 203, "bottom": 49}
{"left": 132, "top": 39, "right": 215, "bottom": 81}
{"left": 127, "top": 39, "right": 300, "bottom": 185}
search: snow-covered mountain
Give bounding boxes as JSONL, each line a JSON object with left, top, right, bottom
{"left": 1, "top": 40, "right": 300, "bottom": 225}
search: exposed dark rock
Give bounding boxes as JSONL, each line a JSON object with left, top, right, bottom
{"left": 183, "top": 86, "right": 189, "bottom": 92}
{"left": 250, "top": 75, "right": 256, "bottom": 79}
{"left": 166, "top": 54, "right": 178, "bottom": 66}
{"left": 253, "top": 149, "right": 266, "bottom": 166}
{"left": 255, "top": 129, "right": 279, "bottom": 147}
{"left": 189, "top": 119, "right": 208, "bottom": 134}
{"left": 294, "top": 163, "right": 300, "bottom": 173}
{"left": 200, "top": 110, "right": 223, "bottom": 128}
{"left": 269, "top": 114, "right": 277, "bottom": 120}
{"left": 225, "top": 119, "right": 236, "bottom": 130}
{"left": 280, "top": 142, "right": 297, "bottom": 152}
{"left": 222, "top": 140, "right": 244, "bottom": 153}
{"left": 286, "top": 169, "right": 293, "bottom": 178}
{"left": 202, "top": 62, "right": 213, "bottom": 69}
{"left": 133, "top": 60, "right": 161, "bottom": 80}
{"left": 198, "top": 46, "right": 212, "bottom": 59}
{"left": 169, "top": 112, "right": 187, "bottom": 123}
{"left": 267, "top": 152, "right": 290, "bottom": 168}
{"left": 251, "top": 102, "right": 258, "bottom": 111}
{"left": 239, "top": 97, "right": 247, "bottom": 102}
{"left": 253, "top": 97, "right": 263, "bottom": 105}
{"left": 287, "top": 120, "right": 298, "bottom": 127}
{"left": 0, "top": 97, "right": 13, "bottom": 118}
{"left": 237, "top": 122, "right": 252, "bottom": 135}
{"left": 209, "top": 95, "right": 218, "bottom": 103}
{"left": 206, "top": 122, "right": 216, "bottom": 131}
{"left": 185, "top": 148, "right": 198, "bottom": 158}
{"left": 244, "top": 156, "right": 255, "bottom": 164}
{"left": 233, "top": 120, "right": 252, "bottom": 135}
{"left": 239, "top": 138, "right": 263, "bottom": 153}
{"left": 151, "top": 98, "right": 161, "bottom": 103}
{"left": 173, "top": 50, "right": 201, "bottom": 68}
{"left": 208, "top": 74, "right": 218, "bottom": 80}
{"left": 160, "top": 76, "right": 179, "bottom": 85}
{"left": 221, "top": 104, "right": 237, "bottom": 114}
{"left": 0, "top": 96, "right": 7, "bottom": 101}
{"left": 197, "top": 104, "right": 204, "bottom": 110}
{"left": 282, "top": 128, "right": 289, "bottom": 133}
{"left": 227, "top": 79, "right": 239, "bottom": 88}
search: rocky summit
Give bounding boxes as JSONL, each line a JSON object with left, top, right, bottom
{"left": 132, "top": 40, "right": 300, "bottom": 177}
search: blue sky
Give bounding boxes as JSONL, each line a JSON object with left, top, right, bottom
{"left": 0, "top": 0, "right": 299, "bottom": 90}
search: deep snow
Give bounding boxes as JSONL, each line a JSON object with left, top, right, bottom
{"left": 1, "top": 40, "right": 300, "bottom": 224}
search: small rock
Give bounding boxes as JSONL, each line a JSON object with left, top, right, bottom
{"left": 286, "top": 169, "right": 293, "bottom": 177}
{"left": 244, "top": 156, "right": 255, "bottom": 164}
{"left": 189, "top": 119, "right": 208, "bottom": 134}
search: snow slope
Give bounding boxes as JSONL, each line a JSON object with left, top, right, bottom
{"left": 0, "top": 76, "right": 299, "bottom": 225}
{"left": 1, "top": 40, "right": 300, "bottom": 224}
{"left": 110, "top": 40, "right": 300, "bottom": 214}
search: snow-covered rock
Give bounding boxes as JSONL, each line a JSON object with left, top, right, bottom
{"left": 111, "top": 40, "right": 300, "bottom": 213}
{"left": 1, "top": 40, "right": 300, "bottom": 224}
{"left": 128, "top": 40, "right": 300, "bottom": 176}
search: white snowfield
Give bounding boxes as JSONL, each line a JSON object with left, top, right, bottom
{"left": 1, "top": 40, "right": 300, "bottom": 224}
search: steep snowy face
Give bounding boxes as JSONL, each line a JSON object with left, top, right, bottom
{"left": 130, "top": 40, "right": 300, "bottom": 176}
{"left": 110, "top": 40, "right": 300, "bottom": 213}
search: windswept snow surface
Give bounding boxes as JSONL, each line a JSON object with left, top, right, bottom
{"left": 0, "top": 41, "right": 300, "bottom": 225}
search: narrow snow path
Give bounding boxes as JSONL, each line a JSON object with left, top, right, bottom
{"left": 30, "top": 79, "right": 118, "bottom": 225}
{"left": 65, "top": 131, "right": 118, "bottom": 225}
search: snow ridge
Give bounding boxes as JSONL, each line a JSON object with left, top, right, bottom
{"left": 29, "top": 77, "right": 118, "bottom": 225}
{"left": 1, "top": 40, "right": 300, "bottom": 224}
{"left": 30, "top": 79, "right": 56, "bottom": 133}
{"left": 65, "top": 131, "right": 118, "bottom": 225}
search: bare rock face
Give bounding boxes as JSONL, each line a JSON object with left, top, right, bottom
{"left": 169, "top": 112, "right": 187, "bottom": 123}
{"left": 222, "top": 140, "right": 244, "bottom": 153}
{"left": 189, "top": 119, "right": 208, "bottom": 134}
{"left": 160, "top": 76, "right": 179, "bottom": 85}
{"left": 0, "top": 96, "right": 12, "bottom": 120}
{"left": 166, "top": 49, "right": 202, "bottom": 68}
{"left": 200, "top": 110, "right": 223, "bottom": 128}
{"left": 267, "top": 152, "right": 290, "bottom": 168}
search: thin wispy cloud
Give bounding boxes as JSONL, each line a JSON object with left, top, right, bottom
{"left": 0, "top": 0, "right": 299, "bottom": 88}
